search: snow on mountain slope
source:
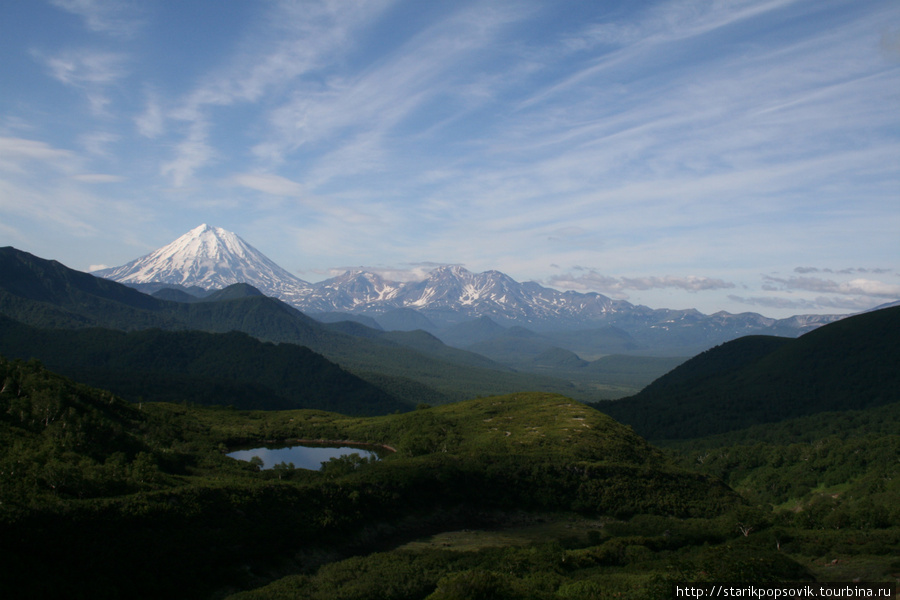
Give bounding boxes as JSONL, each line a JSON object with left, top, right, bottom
{"left": 92, "top": 225, "right": 854, "bottom": 343}
{"left": 93, "top": 224, "right": 312, "bottom": 304}
{"left": 304, "top": 264, "right": 631, "bottom": 327}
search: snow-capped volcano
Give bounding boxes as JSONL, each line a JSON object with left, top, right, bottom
{"left": 93, "top": 224, "right": 311, "bottom": 303}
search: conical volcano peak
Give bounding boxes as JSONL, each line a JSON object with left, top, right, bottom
{"left": 93, "top": 225, "right": 311, "bottom": 303}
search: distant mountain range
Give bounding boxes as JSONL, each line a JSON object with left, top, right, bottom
{"left": 94, "top": 224, "right": 859, "bottom": 355}
{"left": 0, "top": 245, "right": 594, "bottom": 407}
{"left": 2, "top": 241, "right": 898, "bottom": 438}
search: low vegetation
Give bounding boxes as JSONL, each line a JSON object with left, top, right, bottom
{"left": 2, "top": 355, "right": 897, "bottom": 599}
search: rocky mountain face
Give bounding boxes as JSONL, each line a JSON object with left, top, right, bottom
{"left": 302, "top": 265, "right": 628, "bottom": 327}
{"left": 302, "top": 266, "right": 843, "bottom": 348}
{"left": 95, "top": 225, "right": 847, "bottom": 351}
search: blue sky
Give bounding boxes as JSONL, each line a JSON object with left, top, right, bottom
{"left": 1, "top": 0, "right": 898, "bottom": 317}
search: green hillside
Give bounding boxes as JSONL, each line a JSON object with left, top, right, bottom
{"left": 661, "top": 401, "right": 900, "bottom": 584}
{"left": 600, "top": 306, "right": 900, "bottom": 440}
{"left": 0, "top": 356, "right": 744, "bottom": 599}
{"left": 664, "top": 402, "right": 900, "bottom": 508}
{"left": 0, "top": 315, "right": 408, "bottom": 414}
{"left": 3, "top": 356, "right": 896, "bottom": 598}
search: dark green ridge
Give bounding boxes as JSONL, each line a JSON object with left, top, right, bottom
{"left": 600, "top": 305, "right": 900, "bottom": 440}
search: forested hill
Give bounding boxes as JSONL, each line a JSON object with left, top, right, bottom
{"left": 0, "top": 317, "right": 408, "bottom": 414}
{"left": 600, "top": 305, "right": 900, "bottom": 440}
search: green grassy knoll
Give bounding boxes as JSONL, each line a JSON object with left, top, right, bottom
{"left": 187, "top": 391, "right": 676, "bottom": 471}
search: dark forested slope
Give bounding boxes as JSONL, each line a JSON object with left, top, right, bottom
{"left": 600, "top": 306, "right": 900, "bottom": 440}
{"left": 0, "top": 316, "right": 408, "bottom": 414}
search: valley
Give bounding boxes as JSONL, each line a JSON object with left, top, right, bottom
{"left": 0, "top": 237, "right": 898, "bottom": 599}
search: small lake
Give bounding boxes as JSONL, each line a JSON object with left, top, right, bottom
{"left": 227, "top": 444, "right": 381, "bottom": 471}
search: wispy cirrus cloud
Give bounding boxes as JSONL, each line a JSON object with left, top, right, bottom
{"left": 78, "top": 131, "right": 119, "bottom": 157}
{"left": 231, "top": 173, "right": 305, "bottom": 197}
{"left": 135, "top": 93, "right": 165, "bottom": 138}
{"left": 71, "top": 173, "right": 124, "bottom": 183}
{"left": 160, "top": 121, "right": 214, "bottom": 187}
{"left": 0, "top": 137, "right": 76, "bottom": 173}
{"left": 33, "top": 48, "right": 128, "bottom": 115}
{"left": 160, "top": 0, "right": 397, "bottom": 185}
{"left": 40, "top": 48, "right": 127, "bottom": 86}
{"left": 49, "top": 0, "right": 145, "bottom": 38}
{"left": 521, "top": 0, "right": 805, "bottom": 110}
{"left": 251, "top": 2, "right": 528, "bottom": 184}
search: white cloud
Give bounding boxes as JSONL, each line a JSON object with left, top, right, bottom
{"left": 33, "top": 48, "right": 128, "bottom": 116}
{"left": 0, "top": 137, "right": 76, "bottom": 173}
{"left": 565, "top": 0, "right": 800, "bottom": 51}
{"left": 546, "top": 269, "right": 736, "bottom": 295}
{"left": 231, "top": 173, "right": 305, "bottom": 197}
{"left": 49, "top": 0, "right": 144, "bottom": 38}
{"left": 729, "top": 294, "right": 883, "bottom": 312}
{"left": 79, "top": 131, "right": 119, "bottom": 156}
{"left": 251, "top": 2, "right": 523, "bottom": 176}
{"left": 40, "top": 48, "right": 127, "bottom": 86}
{"left": 72, "top": 173, "right": 124, "bottom": 183}
{"left": 135, "top": 94, "right": 165, "bottom": 138}
{"left": 160, "top": 122, "right": 214, "bottom": 187}
{"left": 162, "top": 0, "right": 398, "bottom": 182}
{"left": 763, "top": 275, "right": 900, "bottom": 298}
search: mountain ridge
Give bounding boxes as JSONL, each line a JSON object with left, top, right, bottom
{"left": 1, "top": 246, "right": 589, "bottom": 404}
{"left": 0, "top": 314, "right": 407, "bottom": 414}
{"left": 92, "top": 225, "right": 858, "bottom": 353}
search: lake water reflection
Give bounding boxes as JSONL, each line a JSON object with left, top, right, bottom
{"left": 227, "top": 444, "right": 380, "bottom": 471}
